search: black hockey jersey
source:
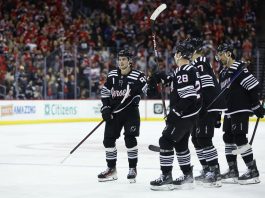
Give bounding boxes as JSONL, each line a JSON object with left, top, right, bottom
{"left": 169, "top": 64, "right": 202, "bottom": 118}
{"left": 101, "top": 69, "right": 147, "bottom": 113}
{"left": 219, "top": 61, "right": 260, "bottom": 115}
{"left": 191, "top": 56, "right": 226, "bottom": 112}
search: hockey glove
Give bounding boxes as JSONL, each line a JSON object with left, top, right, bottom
{"left": 150, "top": 71, "right": 171, "bottom": 85}
{"left": 214, "top": 112, "right": 222, "bottom": 128}
{"left": 166, "top": 109, "right": 182, "bottom": 124}
{"left": 147, "top": 76, "right": 158, "bottom": 97}
{"left": 101, "top": 106, "right": 113, "bottom": 121}
{"left": 251, "top": 103, "right": 265, "bottom": 118}
{"left": 199, "top": 107, "right": 208, "bottom": 120}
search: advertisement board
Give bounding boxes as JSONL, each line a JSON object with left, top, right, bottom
{"left": 0, "top": 100, "right": 168, "bottom": 125}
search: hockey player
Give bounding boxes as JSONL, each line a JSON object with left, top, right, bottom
{"left": 216, "top": 43, "right": 264, "bottom": 185}
{"left": 150, "top": 42, "right": 202, "bottom": 190}
{"left": 98, "top": 49, "right": 148, "bottom": 183}
{"left": 188, "top": 38, "right": 226, "bottom": 187}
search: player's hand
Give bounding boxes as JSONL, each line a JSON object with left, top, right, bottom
{"left": 214, "top": 112, "right": 222, "bottom": 128}
{"left": 251, "top": 104, "right": 265, "bottom": 118}
{"left": 199, "top": 108, "right": 208, "bottom": 119}
{"left": 166, "top": 109, "right": 182, "bottom": 124}
{"left": 101, "top": 106, "right": 113, "bottom": 121}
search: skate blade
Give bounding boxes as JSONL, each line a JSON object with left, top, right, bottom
{"left": 150, "top": 184, "right": 174, "bottom": 191}
{"left": 221, "top": 177, "right": 238, "bottom": 184}
{"left": 203, "top": 180, "right": 222, "bottom": 188}
{"left": 174, "top": 182, "right": 195, "bottom": 190}
{"left": 238, "top": 177, "right": 260, "bottom": 185}
{"left": 195, "top": 180, "right": 204, "bottom": 186}
{"left": 98, "top": 176, "right": 118, "bottom": 182}
{"left": 128, "top": 178, "right": 136, "bottom": 183}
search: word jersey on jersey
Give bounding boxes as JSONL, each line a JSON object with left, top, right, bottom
{"left": 219, "top": 61, "right": 260, "bottom": 115}
{"left": 101, "top": 69, "right": 147, "bottom": 112}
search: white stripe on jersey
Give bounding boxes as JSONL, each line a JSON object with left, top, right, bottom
{"left": 129, "top": 73, "right": 139, "bottom": 77}
{"left": 127, "top": 76, "right": 138, "bottom": 80}
{"left": 200, "top": 74, "right": 215, "bottom": 88}
{"left": 131, "top": 70, "right": 141, "bottom": 75}
{"left": 230, "top": 61, "right": 241, "bottom": 69}
{"left": 199, "top": 57, "right": 206, "bottom": 62}
{"left": 240, "top": 74, "right": 259, "bottom": 90}
{"left": 108, "top": 70, "right": 118, "bottom": 76}
{"left": 100, "top": 86, "right": 111, "bottom": 98}
{"left": 183, "top": 65, "right": 193, "bottom": 71}
{"left": 108, "top": 74, "right": 118, "bottom": 77}
{"left": 225, "top": 109, "right": 253, "bottom": 115}
{"left": 177, "top": 85, "right": 197, "bottom": 98}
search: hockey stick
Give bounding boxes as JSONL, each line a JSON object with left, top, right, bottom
{"left": 232, "top": 99, "right": 265, "bottom": 155}
{"left": 150, "top": 4, "right": 167, "bottom": 118}
{"left": 148, "top": 64, "right": 248, "bottom": 153}
{"left": 61, "top": 84, "right": 131, "bottom": 163}
{"left": 206, "top": 64, "right": 247, "bottom": 109}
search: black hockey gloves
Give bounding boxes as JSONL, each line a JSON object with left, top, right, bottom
{"left": 166, "top": 109, "right": 182, "bottom": 124}
{"left": 214, "top": 112, "right": 222, "bottom": 128}
{"left": 152, "top": 71, "right": 172, "bottom": 85}
{"left": 251, "top": 103, "right": 265, "bottom": 118}
{"left": 101, "top": 106, "right": 113, "bottom": 121}
{"left": 146, "top": 76, "right": 158, "bottom": 97}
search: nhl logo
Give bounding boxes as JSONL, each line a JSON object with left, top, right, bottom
{"left": 154, "top": 103, "right": 163, "bottom": 114}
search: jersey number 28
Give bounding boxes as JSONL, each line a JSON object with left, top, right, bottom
{"left": 177, "top": 74, "right": 188, "bottom": 83}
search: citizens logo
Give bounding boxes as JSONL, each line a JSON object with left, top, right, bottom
{"left": 44, "top": 104, "right": 77, "bottom": 116}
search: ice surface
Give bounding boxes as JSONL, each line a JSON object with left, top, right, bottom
{"left": 0, "top": 121, "right": 265, "bottom": 198}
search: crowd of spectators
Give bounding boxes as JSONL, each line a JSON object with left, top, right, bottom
{"left": 0, "top": 0, "right": 259, "bottom": 99}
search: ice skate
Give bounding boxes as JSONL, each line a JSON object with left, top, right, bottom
{"left": 238, "top": 160, "right": 260, "bottom": 185}
{"left": 221, "top": 162, "right": 239, "bottom": 184}
{"left": 173, "top": 167, "right": 194, "bottom": 190}
{"left": 195, "top": 165, "right": 209, "bottom": 185}
{"left": 150, "top": 173, "right": 174, "bottom": 191}
{"left": 98, "top": 167, "right": 117, "bottom": 182}
{"left": 127, "top": 168, "right": 137, "bottom": 183}
{"left": 203, "top": 165, "right": 222, "bottom": 187}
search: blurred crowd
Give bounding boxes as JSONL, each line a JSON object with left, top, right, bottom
{"left": 0, "top": 0, "right": 258, "bottom": 99}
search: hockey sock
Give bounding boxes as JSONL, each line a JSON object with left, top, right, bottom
{"left": 160, "top": 149, "right": 174, "bottom": 175}
{"left": 127, "top": 146, "right": 138, "bottom": 168}
{"left": 225, "top": 143, "right": 237, "bottom": 163}
{"left": 106, "top": 147, "right": 117, "bottom": 168}
{"left": 240, "top": 146, "right": 253, "bottom": 165}
{"left": 203, "top": 146, "right": 218, "bottom": 166}
{"left": 195, "top": 148, "right": 207, "bottom": 166}
{"left": 176, "top": 149, "right": 191, "bottom": 174}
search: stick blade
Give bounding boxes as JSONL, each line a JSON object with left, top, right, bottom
{"left": 60, "top": 153, "right": 71, "bottom": 164}
{"left": 150, "top": 4, "right": 167, "bottom": 21}
{"left": 231, "top": 144, "right": 251, "bottom": 155}
{"left": 148, "top": 144, "right": 160, "bottom": 152}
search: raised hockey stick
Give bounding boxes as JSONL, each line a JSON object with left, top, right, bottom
{"left": 206, "top": 64, "right": 247, "bottom": 109}
{"left": 150, "top": 4, "right": 167, "bottom": 118}
{"left": 232, "top": 99, "right": 265, "bottom": 155}
{"left": 61, "top": 84, "right": 131, "bottom": 164}
{"left": 148, "top": 64, "right": 248, "bottom": 153}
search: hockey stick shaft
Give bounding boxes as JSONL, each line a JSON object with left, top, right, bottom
{"left": 250, "top": 119, "right": 260, "bottom": 144}
{"left": 61, "top": 85, "right": 131, "bottom": 163}
{"left": 206, "top": 65, "right": 246, "bottom": 109}
{"left": 232, "top": 115, "right": 262, "bottom": 155}
{"left": 250, "top": 99, "right": 265, "bottom": 144}
{"left": 150, "top": 4, "right": 167, "bottom": 117}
